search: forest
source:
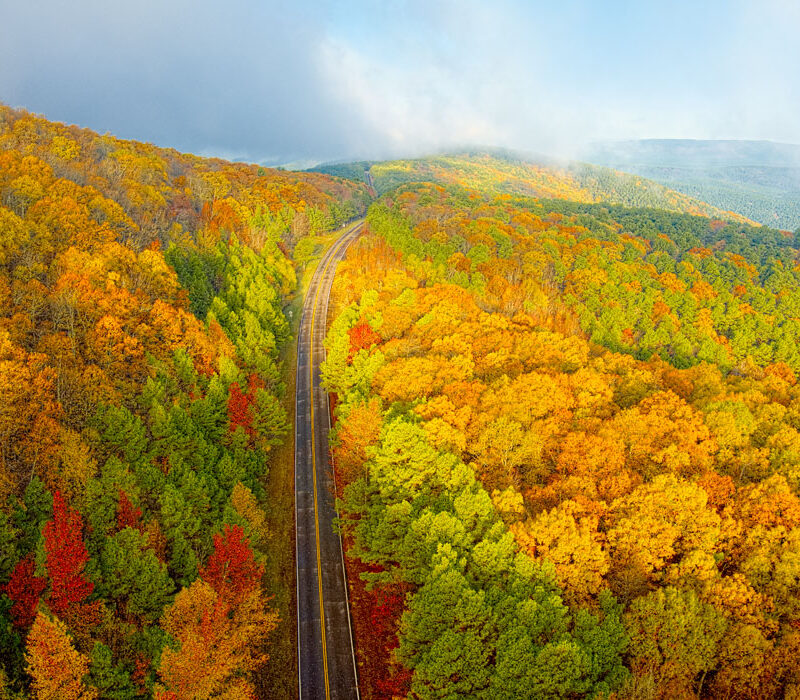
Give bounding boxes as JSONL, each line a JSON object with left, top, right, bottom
{"left": 3, "top": 102, "right": 800, "bottom": 700}
{"left": 322, "top": 182, "right": 800, "bottom": 698}
{"left": 0, "top": 105, "right": 367, "bottom": 698}
{"left": 582, "top": 139, "right": 800, "bottom": 231}
{"left": 311, "top": 152, "right": 754, "bottom": 224}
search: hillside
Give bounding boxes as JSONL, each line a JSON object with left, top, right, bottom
{"left": 310, "top": 152, "right": 754, "bottom": 223}
{"left": 5, "top": 102, "right": 800, "bottom": 700}
{"left": 583, "top": 139, "right": 800, "bottom": 230}
{"left": 324, "top": 182, "right": 800, "bottom": 698}
{"left": 0, "top": 105, "right": 368, "bottom": 698}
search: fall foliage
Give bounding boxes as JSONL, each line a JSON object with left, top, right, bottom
{"left": 323, "top": 181, "right": 800, "bottom": 698}
{"left": 0, "top": 105, "right": 366, "bottom": 696}
{"left": 5, "top": 99, "right": 800, "bottom": 698}
{"left": 24, "top": 613, "right": 97, "bottom": 700}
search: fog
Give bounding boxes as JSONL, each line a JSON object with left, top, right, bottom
{"left": 1, "top": 0, "right": 798, "bottom": 165}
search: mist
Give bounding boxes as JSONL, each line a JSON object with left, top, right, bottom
{"left": 1, "top": 0, "right": 798, "bottom": 165}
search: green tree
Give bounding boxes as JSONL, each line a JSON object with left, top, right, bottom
{"left": 97, "top": 528, "right": 174, "bottom": 623}
{"left": 624, "top": 587, "right": 727, "bottom": 695}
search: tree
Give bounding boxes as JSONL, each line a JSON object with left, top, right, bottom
{"left": 398, "top": 555, "right": 495, "bottom": 698}
{"left": 24, "top": 613, "right": 98, "bottom": 700}
{"left": 4, "top": 556, "right": 45, "bottom": 628}
{"left": 333, "top": 398, "right": 382, "bottom": 485}
{"left": 88, "top": 643, "right": 136, "bottom": 700}
{"left": 97, "top": 528, "right": 174, "bottom": 624}
{"left": 708, "top": 623, "right": 773, "bottom": 699}
{"left": 513, "top": 502, "right": 609, "bottom": 606}
{"left": 606, "top": 474, "right": 721, "bottom": 598}
{"left": 0, "top": 335, "right": 62, "bottom": 499}
{"left": 200, "top": 525, "right": 263, "bottom": 607}
{"left": 474, "top": 417, "right": 543, "bottom": 488}
{"left": 251, "top": 388, "right": 288, "bottom": 448}
{"left": 156, "top": 579, "right": 276, "bottom": 699}
{"left": 611, "top": 390, "right": 717, "bottom": 479}
{"left": 624, "top": 587, "right": 727, "bottom": 696}
{"left": 347, "top": 320, "right": 381, "bottom": 361}
{"left": 227, "top": 380, "right": 255, "bottom": 440}
{"left": 116, "top": 489, "right": 142, "bottom": 532}
{"left": 43, "top": 491, "right": 93, "bottom": 615}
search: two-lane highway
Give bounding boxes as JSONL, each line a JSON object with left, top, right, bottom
{"left": 295, "top": 221, "right": 362, "bottom": 700}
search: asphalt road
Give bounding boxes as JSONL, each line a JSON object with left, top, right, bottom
{"left": 295, "top": 221, "right": 363, "bottom": 700}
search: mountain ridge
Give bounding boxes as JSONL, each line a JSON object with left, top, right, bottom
{"left": 308, "top": 151, "right": 756, "bottom": 224}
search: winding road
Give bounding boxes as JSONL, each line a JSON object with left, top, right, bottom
{"left": 295, "top": 220, "right": 363, "bottom": 700}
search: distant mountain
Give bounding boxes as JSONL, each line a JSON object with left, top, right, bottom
{"left": 581, "top": 139, "right": 800, "bottom": 230}
{"left": 309, "top": 152, "right": 754, "bottom": 223}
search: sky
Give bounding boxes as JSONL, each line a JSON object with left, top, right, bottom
{"left": 1, "top": 0, "right": 799, "bottom": 165}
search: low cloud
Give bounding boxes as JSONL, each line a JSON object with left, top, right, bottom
{"left": 1, "top": 0, "right": 798, "bottom": 164}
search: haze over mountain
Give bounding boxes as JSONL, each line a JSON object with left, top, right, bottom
{"left": 310, "top": 151, "right": 754, "bottom": 223}
{"left": 582, "top": 139, "right": 800, "bottom": 229}
{"left": 2, "top": 1, "right": 800, "bottom": 164}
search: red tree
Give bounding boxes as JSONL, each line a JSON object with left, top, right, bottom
{"left": 43, "top": 491, "right": 94, "bottom": 615}
{"left": 117, "top": 489, "right": 143, "bottom": 531}
{"left": 369, "top": 587, "right": 412, "bottom": 698}
{"left": 226, "top": 375, "right": 263, "bottom": 439}
{"left": 4, "top": 555, "right": 46, "bottom": 627}
{"left": 200, "top": 525, "right": 263, "bottom": 606}
{"left": 347, "top": 321, "right": 381, "bottom": 362}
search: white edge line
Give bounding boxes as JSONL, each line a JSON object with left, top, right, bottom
{"left": 295, "top": 220, "right": 363, "bottom": 700}
{"left": 319, "top": 224, "right": 362, "bottom": 699}
{"left": 295, "top": 228, "right": 334, "bottom": 698}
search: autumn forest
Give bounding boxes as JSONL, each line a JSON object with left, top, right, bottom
{"left": 3, "top": 101, "right": 800, "bottom": 700}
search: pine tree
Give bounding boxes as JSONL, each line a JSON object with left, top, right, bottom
{"left": 88, "top": 643, "right": 136, "bottom": 700}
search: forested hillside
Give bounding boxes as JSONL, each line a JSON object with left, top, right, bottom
{"left": 584, "top": 140, "right": 800, "bottom": 230}
{"left": 323, "top": 183, "right": 800, "bottom": 699}
{"left": 4, "top": 101, "right": 800, "bottom": 700}
{"left": 311, "top": 152, "right": 754, "bottom": 223}
{"left": 0, "top": 105, "right": 367, "bottom": 698}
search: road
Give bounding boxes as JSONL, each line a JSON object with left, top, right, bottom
{"left": 363, "top": 168, "right": 376, "bottom": 196}
{"left": 295, "top": 220, "right": 363, "bottom": 700}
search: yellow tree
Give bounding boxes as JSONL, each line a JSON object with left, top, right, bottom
{"left": 611, "top": 390, "right": 717, "bottom": 479}
{"left": 156, "top": 580, "right": 277, "bottom": 699}
{"left": 606, "top": 473, "right": 721, "bottom": 599}
{"left": 512, "top": 500, "right": 609, "bottom": 605}
{"left": 24, "top": 613, "right": 98, "bottom": 700}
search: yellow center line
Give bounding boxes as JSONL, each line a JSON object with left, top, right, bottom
{"left": 307, "top": 222, "right": 360, "bottom": 700}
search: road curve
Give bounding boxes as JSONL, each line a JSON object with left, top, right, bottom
{"left": 295, "top": 221, "right": 362, "bottom": 700}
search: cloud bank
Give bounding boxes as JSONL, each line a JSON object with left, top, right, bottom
{"left": 1, "top": 0, "right": 798, "bottom": 164}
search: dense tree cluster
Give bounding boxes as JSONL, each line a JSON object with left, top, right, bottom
{"left": 628, "top": 165, "right": 800, "bottom": 231}
{"left": 5, "top": 101, "right": 800, "bottom": 699}
{"left": 313, "top": 153, "right": 752, "bottom": 223}
{"left": 324, "top": 184, "right": 800, "bottom": 698}
{"left": 366, "top": 185, "right": 800, "bottom": 372}
{"left": 0, "top": 106, "right": 367, "bottom": 697}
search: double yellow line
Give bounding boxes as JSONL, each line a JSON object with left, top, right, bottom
{"left": 306, "top": 223, "right": 360, "bottom": 700}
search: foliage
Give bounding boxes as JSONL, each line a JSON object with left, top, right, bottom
{"left": 0, "top": 104, "right": 359, "bottom": 694}
{"left": 312, "top": 152, "right": 754, "bottom": 223}
{"left": 323, "top": 183, "right": 800, "bottom": 697}
{"left": 24, "top": 613, "right": 97, "bottom": 700}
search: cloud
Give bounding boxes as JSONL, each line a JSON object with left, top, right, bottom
{"left": 1, "top": 0, "right": 798, "bottom": 164}
{"left": 0, "top": 0, "right": 372, "bottom": 162}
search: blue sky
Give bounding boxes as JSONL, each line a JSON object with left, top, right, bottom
{"left": 1, "top": 0, "right": 798, "bottom": 163}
